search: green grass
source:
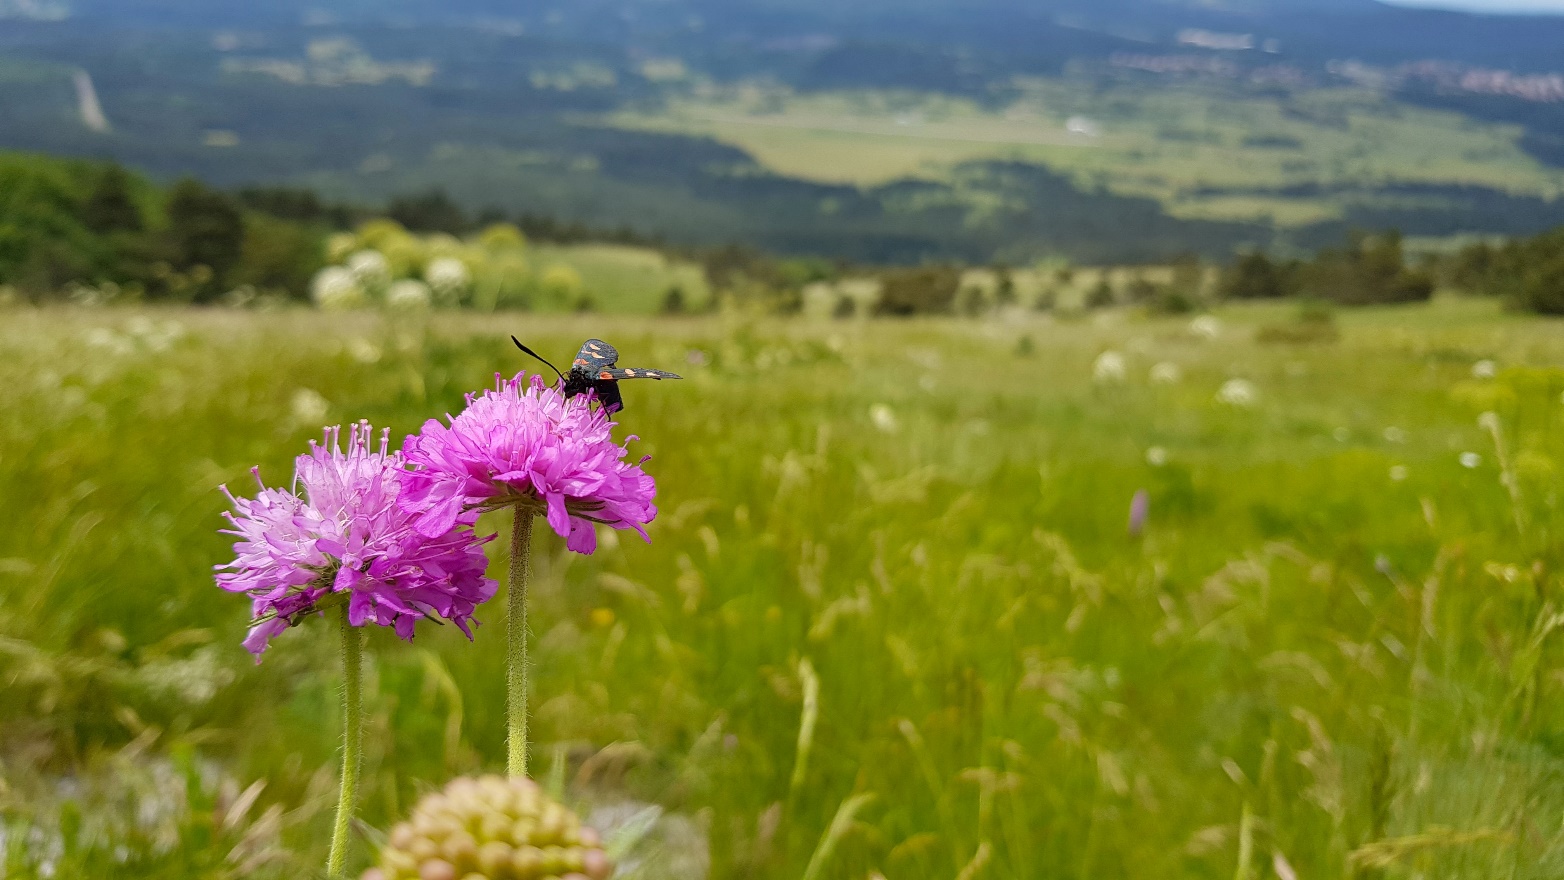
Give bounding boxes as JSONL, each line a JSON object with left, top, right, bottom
{"left": 611, "top": 80, "right": 1564, "bottom": 226}
{"left": 3, "top": 299, "right": 1564, "bottom": 878}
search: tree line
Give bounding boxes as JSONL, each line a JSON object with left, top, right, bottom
{"left": 3, "top": 151, "right": 1562, "bottom": 315}
{"left": 0, "top": 154, "right": 658, "bottom": 304}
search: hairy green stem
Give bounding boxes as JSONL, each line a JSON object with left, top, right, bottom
{"left": 327, "top": 606, "right": 363, "bottom": 877}
{"left": 508, "top": 507, "right": 534, "bottom": 777}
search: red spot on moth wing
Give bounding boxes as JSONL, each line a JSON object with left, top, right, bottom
{"left": 599, "top": 371, "right": 614, "bottom": 380}
{"left": 574, "top": 358, "right": 588, "bottom": 366}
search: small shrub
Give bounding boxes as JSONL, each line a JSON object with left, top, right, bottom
{"left": 1220, "top": 251, "right": 1295, "bottom": 300}
{"left": 874, "top": 265, "right": 959, "bottom": 316}
{"left": 832, "top": 294, "right": 857, "bottom": 319}
{"left": 661, "top": 284, "right": 687, "bottom": 315}
{"left": 1085, "top": 279, "right": 1116, "bottom": 310}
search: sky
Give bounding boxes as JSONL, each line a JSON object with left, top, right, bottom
{"left": 1385, "top": 0, "right": 1564, "bottom": 11}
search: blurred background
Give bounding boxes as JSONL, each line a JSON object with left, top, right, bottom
{"left": 4, "top": 1, "right": 1564, "bottom": 878}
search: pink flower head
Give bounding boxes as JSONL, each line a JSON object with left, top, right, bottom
{"left": 400, "top": 373, "right": 658, "bottom": 555}
{"left": 216, "top": 422, "right": 497, "bottom": 658}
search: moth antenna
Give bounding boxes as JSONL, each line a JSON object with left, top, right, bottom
{"left": 512, "top": 336, "right": 566, "bottom": 382}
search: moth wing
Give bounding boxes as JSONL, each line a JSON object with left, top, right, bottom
{"left": 575, "top": 338, "right": 619, "bottom": 371}
{"left": 604, "top": 367, "right": 682, "bottom": 381}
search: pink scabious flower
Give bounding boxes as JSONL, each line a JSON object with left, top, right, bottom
{"left": 217, "top": 422, "right": 497, "bottom": 658}
{"left": 399, "top": 373, "right": 658, "bottom": 555}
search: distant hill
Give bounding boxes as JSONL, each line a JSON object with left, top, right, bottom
{"left": 2, "top": 0, "right": 1563, "bottom": 263}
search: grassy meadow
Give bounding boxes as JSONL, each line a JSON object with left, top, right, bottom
{"left": 3, "top": 298, "right": 1564, "bottom": 878}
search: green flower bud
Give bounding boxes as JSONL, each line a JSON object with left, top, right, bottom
{"left": 366, "top": 776, "right": 613, "bottom": 880}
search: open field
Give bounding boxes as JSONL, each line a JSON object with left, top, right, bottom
{"left": 612, "top": 81, "right": 1564, "bottom": 226}
{"left": 3, "top": 300, "right": 1564, "bottom": 878}
{"left": 528, "top": 243, "right": 710, "bottom": 314}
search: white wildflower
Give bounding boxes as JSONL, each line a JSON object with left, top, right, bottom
{"left": 126, "top": 316, "right": 186, "bottom": 352}
{"left": 1189, "top": 315, "right": 1222, "bottom": 339}
{"left": 136, "top": 647, "right": 234, "bottom": 706}
{"left": 1216, "top": 378, "right": 1257, "bottom": 406}
{"left": 869, "top": 404, "right": 899, "bottom": 434}
{"left": 346, "top": 249, "right": 391, "bottom": 291}
{"left": 1459, "top": 451, "right": 1482, "bottom": 469}
{"left": 1471, "top": 359, "right": 1497, "bottom": 379}
{"left": 1389, "top": 465, "right": 1408, "bottom": 481}
{"left": 1150, "top": 362, "right": 1182, "bottom": 385}
{"left": 310, "top": 266, "right": 366, "bottom": 309}
{"left": 1382, "top": 426, "right": 1406, "bottom": 443}
{"left": 1093, "top": 351, "right": 1126, "bottom": 383}
{"left": 1146, "top": 446, "right": 1168, "bottom": 467}
{"left": 425, "top": 256, "right": 471, "bottom": 304}
{"left": 83, "top": 327, "right": 134, "bottom": 356}
{"left": 347, "top": 338, "right": 382, "bottom": 364}
{"left": 385, "top": 278, "right": 432, "bottom": 310}
{"left": 290, "top": 388, "right": 329, "bottom": 426}
{"left": 1476, "top": 411, "right": 1501, "bottom": 433}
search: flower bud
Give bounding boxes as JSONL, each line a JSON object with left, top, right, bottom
{"left": 367, "top": 775, "right": 613, "bottom": 880}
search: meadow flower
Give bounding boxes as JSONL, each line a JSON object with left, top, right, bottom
{"left": 869, "top": 403, "right": 899, "bottom": 434}
{"left": 1460, "top": 451, "right": 1482, "bottom": 469}
{"left": 311, "top": 266, "right": 366, "bottom": 310}
{"left": 1389, "top": 465, "right": 1408, "bottom": 481}
{"left": 346, "top": 249, "right": 392, "bottom": 291}
{"left": 1217, "top": 378, "right": 1257, "bottom": 406}
{"left": 425, "top": 256, "right": 471, "bottom": 304}
{"left": 290, "top": 388, "right": 330, "bottom": 426}
{"left": 1383, "top": 426, "right": 1406, "bottom": 443}
{"left": 219, "top": 423, "right": 497, "bottom": 873}
{"left": 1145, "top": 446, "right": 1168, "bottom": 466}
{"left": 1471, "top": 359, "right": 1497, "bottom": 379}
{"left": 1149, "top": 362, "right": 1181, "bottom": 385}
{"left": 400, "top": 373, "right": 657, "bottom": 556}
{"left": 364, "top": 775, "right": 613, "bottom": 880}
{"left": 1189, "top": 315, "right": 1222, "bottom": 339}
{"left": 1127, "top": 489, "right": 1150, "bottom": 537}
{"left": 385, "top": 279, "right": 432, "bottom": 310}
{"left": 217, "top": 421, "right": 496, "bottom": 656}
{"left": 402, "top": 372, "right": 660, "bottom": 777}
{"left": 1093, "top": 351, "right": 1126, "bottom": 383}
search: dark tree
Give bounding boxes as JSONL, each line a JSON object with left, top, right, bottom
{"left": 1303, "top": 230, "right": 1432, "bottom": 305}
{"left": 994, "top": 265, "right": 1016, "bottom": 306}
{"left": 1085, "top": 278, "right": 1116, "bottom": 309}
{"left": 1220, "top": 252, "right": 1293, "bottom": 299}
{"left": 387, "top": 189, "right": 467, "bottom": 234}
{"left": 661, "top": 284, "right": 687, "bottom": 314}
{"left": 238, "top": 187, "right": 326, "bottom": 223}
{"left": 165, "top": 178, "right": 244, "bottom": 292}
{"left": 83, "top": 165, "right": 143, "bottom": 234}
{"left": 874, "top": 265, "right": 959, "bottom": 316}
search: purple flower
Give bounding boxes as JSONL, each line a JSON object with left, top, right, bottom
{"left": 217, "top": 422, "right": 497, "bottom": 658}
{"left": 1127, "top": 489, "right": 1150, "bottom": 538}
{"left": 400, "top": 373, "right": 658, "bottom": 555}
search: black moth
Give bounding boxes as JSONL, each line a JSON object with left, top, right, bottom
{"left": 512, "top": 336, "right": 681, "bottom": 413}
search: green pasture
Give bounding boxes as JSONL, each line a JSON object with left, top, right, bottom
{"left": 527, "top": 243, "right": 710, "bottom": 314}
{"left": 2, "top": 298, "right": 1563, "bottom": 878}
{"left": 612, "top": 81, "right": 1564, "bottom": 225}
